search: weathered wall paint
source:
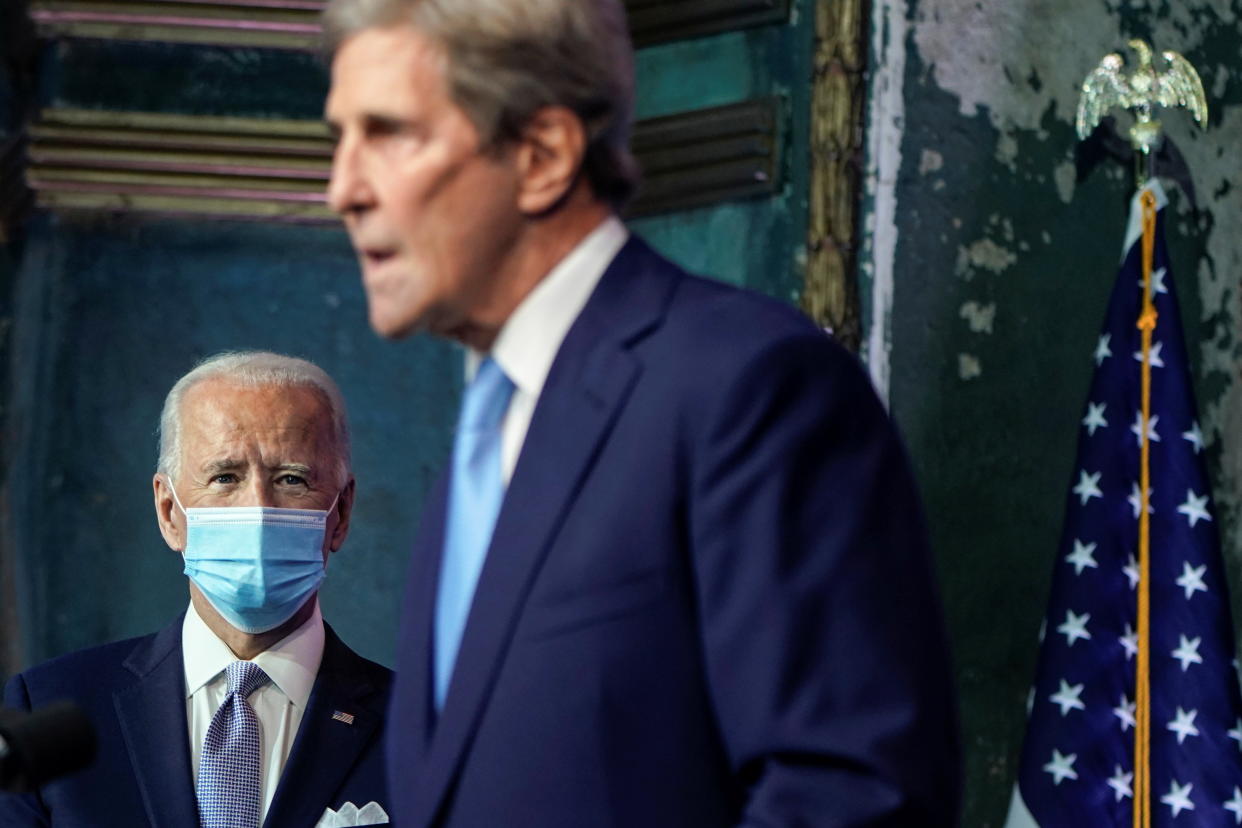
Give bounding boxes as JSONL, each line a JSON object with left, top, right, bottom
{"left": 879, "top": 1, "right": 1242, "bottom": 823}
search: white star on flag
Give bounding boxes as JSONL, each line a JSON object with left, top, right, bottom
{"left": 1128, "top": 482, "right": 1154, "bottom": 518}
{"left": 1094, "top": 333, "right": 1112, "bottom": 366}
{"left": 1073, "top": 470, "right": 1103, "bottom": 505}
{"left": 1175, "top": 561, "right": 1208, "bottom": 600}
{"left": 1123, "top": 554, "right": 1140, "bottom": 589}
{"left": 1178, "top": 489, "right": 1212, "bottom": 528}
{"left": 1113, "top": 694, "right": 1136, "bottom": 731}
{"left": 1056, "top": 610, "right": 1092, "bottom": 647}
{"left": 1129, "top": 411, "right": 1160, "bottom": 445}
{"left": 1082, "top": 402, "right": 1108, "bottom": 436}
{"left": 1161, "top": 779, "right": 1195, "bottom": 817}
{"left": 1183, "top": 420, "right": 1205, "bottom": 454}
{"left": 1228, "top": 718, "right": 1242, "bottom": 751}
{"left": 1065, "top": 540, "right": 1098, "bottom": 575}
{"left": 1107, "top": 765, "right": 1133, "bottom": 802}
{"left": 1167, "top": 706, "right": 1200, "bottom": 744}
{"left": 1050, "top": 679, "right": 1086, "bottom": 716}
{"left": 1043, "top": 749, "right": 1078, "bottom": 785}
{"left": 1172, "top": 634, "right": 1204, "bottom": 672}
{"left": 1119, "top": 624, "right": 1138, "bottom": 661}
{"left": 1133, "top": 340, "right": 1165, "bottom": 367}
{"left": 1226, "top": 787, "right": 1242, "bottom": 824}
{"left": 1138, "top": 266, "right": 1168, "bottom": 295}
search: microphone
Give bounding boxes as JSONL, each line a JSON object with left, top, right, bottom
{"left": 0, "top": 701, "right": 97, "bottom": 792}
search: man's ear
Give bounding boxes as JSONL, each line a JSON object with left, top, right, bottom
{"left": 153, "top": 474, "right": 185, "bottom": 552}
{"left": 327, "top": 476, "right": 356, "bottom": 554}
{"left": 515, "top": 106, "right": 588, "bottom": 215}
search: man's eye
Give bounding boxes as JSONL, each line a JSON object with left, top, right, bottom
{"left": 211, "top": 473, "right": 238, "bottom": 485}
{"left": 277, "top": 474, "right": 308, "bottom": 486}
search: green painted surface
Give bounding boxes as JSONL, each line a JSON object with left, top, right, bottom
{"left": 889, "top": 1, "right": 1242, "bottom": 823}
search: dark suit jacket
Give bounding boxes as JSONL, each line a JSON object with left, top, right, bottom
{"left": 387, "top": 236, "right": 962, "bottom": 827}
{"left": 1, "top": 616, "right": 391, "bottom": 827}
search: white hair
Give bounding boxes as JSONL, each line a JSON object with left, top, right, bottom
{"left": 156, "top": 351, "right": 351, "bottom": 486}
{"left": 322, "top": 0, "right": 639, "bottom": 207}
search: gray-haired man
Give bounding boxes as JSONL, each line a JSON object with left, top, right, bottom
{"left": 1, "top": 351, "right": 391, "bottom": 828}
{"left": 324, "top": 1, "right": 962, "bottom": 825}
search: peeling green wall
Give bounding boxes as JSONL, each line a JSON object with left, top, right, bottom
{"left": 882, "top": 1, "right": 1242, "bottom": 823}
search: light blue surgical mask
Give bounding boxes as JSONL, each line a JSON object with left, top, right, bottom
{"left": 169, "top": 484, "right": 339, "bottom": 634}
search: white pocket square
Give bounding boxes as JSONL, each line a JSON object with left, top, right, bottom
{"left": 315, "top": 801, "right": 390, "bottom": 826}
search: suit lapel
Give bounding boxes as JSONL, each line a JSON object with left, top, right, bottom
{"left": 264, "top": 626, "right": 384, "bottom": 827}
{"left": 113, "top": 618, "right": 200, "bottom": 828}
{"left": 406, "top": 237, "right": 676, "bottom": 828}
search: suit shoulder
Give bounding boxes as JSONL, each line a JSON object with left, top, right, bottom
{"left": 5, "top": 632, "right": 161, "bottom": 704}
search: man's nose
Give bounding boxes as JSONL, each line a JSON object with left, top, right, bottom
{"left": 327, "top": 133, "right": 374, "bottom": 216}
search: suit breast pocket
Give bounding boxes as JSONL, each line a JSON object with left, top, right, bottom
{"left": 519, "top": 569, "right": 667, "bottom": 641}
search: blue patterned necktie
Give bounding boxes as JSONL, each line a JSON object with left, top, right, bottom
{"left": 434, "top": 356, "right": 515, "bottom": 711}
{"left": 197, "top": 660, "right": 269, "bottom": 828}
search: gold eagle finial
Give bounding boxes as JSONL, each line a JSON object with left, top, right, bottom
{"left": 1076, "top": 39, "right": 1208, "bottom": 150}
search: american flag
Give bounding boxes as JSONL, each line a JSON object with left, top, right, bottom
{"left": 1006, "top": 180, "right": 1242, "bottom": 826}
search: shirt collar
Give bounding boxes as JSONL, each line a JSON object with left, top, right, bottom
{"left": 182, "top": 598, "right": 324, "bottom": 710}
{"left": 469, "top": 215, "right": 628, "bottom": 394}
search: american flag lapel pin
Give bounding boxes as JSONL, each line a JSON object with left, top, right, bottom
{"left": 331, "top": 710, "right": 356, "bottom": 725}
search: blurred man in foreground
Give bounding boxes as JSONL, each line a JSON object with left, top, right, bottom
{"left": 324, "top": 0, "right": 962, "bottom": 824}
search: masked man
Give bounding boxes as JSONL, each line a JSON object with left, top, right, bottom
{"left": 1, "top": 351, "right": 391, "bottom": 828}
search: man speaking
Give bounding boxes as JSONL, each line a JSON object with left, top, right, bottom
{"left": 323, "top": 1, "right": 961, "bottom": 824}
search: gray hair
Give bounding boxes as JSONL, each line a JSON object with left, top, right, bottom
{"left": 322, "top": 0, "right": 640, "bottom": 208}
{"left": 156, "top": 351, "right": 352, "bottom": 487}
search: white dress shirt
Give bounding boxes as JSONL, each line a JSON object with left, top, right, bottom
{"left": 183, "top": 598, "right": 325, "bottom": 823}
{"left": 470, "top": 215, "right": 629, "bottom": 483}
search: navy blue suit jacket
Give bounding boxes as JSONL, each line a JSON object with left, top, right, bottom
{"left": 1, "top": 615, "right": 391, "bottom": 827}
{"left": 387, "top": 237, "right": 961, "bottom": 826}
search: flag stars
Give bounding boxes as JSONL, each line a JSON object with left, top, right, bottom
{"left": 1119, "top": 624, "right": 1138, "bottom": 661}
{"left": 1183, "top": 421, "right": 1205, "bottom": 454}
{"left": 1074, "top": 471, "right": 1103, "bottom": 506}
{"left": 1225, "top": 787, "right": 1242, "bottom": 825}
{"left": 1043, "top": 749, "right": 1079, "bottom": 785}
{"left": 1050, "top": 679, "right": 1087, "bottom": 716}
{"left": 1065, "top": 540, "right": 1099, "bottom": 575}
{"left": 1113, "top": 694, "right": 1136, "bottom": 731}
{"left": 1057, "top": 610, "right": 1092, "bottom": 647}
{"left": 1123, "top": 554, "right": 1140, "bottom": 590}
{"left": 1094, "top": 333, "right": 1113, "bottom": 366}
{"left": 1128, "top": 482, "right": 1154, "bottom": 519}
{"left": 1161, "top": 779, "right": 1195, "bottom": 818}
{"left": 1175, "top": 562, "right": 1208, "bottom": 600}
{"left": 1228, "top": 718, "right": 1242, "bottom": 751}
{"left": 1082, "top": 402, "right": 1109, "bottom": 436}
{"left": 1138, "top": 266, "right": 1168, "bottom": 295}
{"left": 1172, "top": 635, "right": 1204, "bottom": 672}
{"left": 1177, "top": 490, "right": 1212, "bottom": 528}
{"left": 1167, "top": 707, "right": 1200, "bottom": 745}
{"left": 1107, "top": 765, "right": 1134, "bottom": 802}
{"left": 1134, "top": 340, "right": 1165, "bottom": 368}
{"left": 1130, "top": 411, "right": 1161, "bottom": 445}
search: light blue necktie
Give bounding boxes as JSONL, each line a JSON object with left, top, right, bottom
{"left": 434, "top": 357, "right": 515, "bottom": 711}
{"left": 197, "top": 660, "right": 268, "bottom": 828}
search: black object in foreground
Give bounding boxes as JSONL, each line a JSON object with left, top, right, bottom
{"left": 0, "top": 701, "right": 96, "bottom": 792}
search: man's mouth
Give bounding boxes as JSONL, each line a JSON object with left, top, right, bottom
{"left": 360, "top": 249, "right": 396, "bottom": 269}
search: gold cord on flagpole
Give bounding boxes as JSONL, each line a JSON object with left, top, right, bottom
{"left": 1133, "top": 188, "right": 1158, "bottom": 828}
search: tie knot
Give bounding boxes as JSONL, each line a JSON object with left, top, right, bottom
{"left": 225, "top": 660, "right": 269, "bottom": 699}
{"left": 459, "top": 357, "right": 515, "bottom": 432}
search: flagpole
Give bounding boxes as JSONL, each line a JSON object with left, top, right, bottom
{"left": 1134, "top": 186, "right": 1158, "bottom": 828}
